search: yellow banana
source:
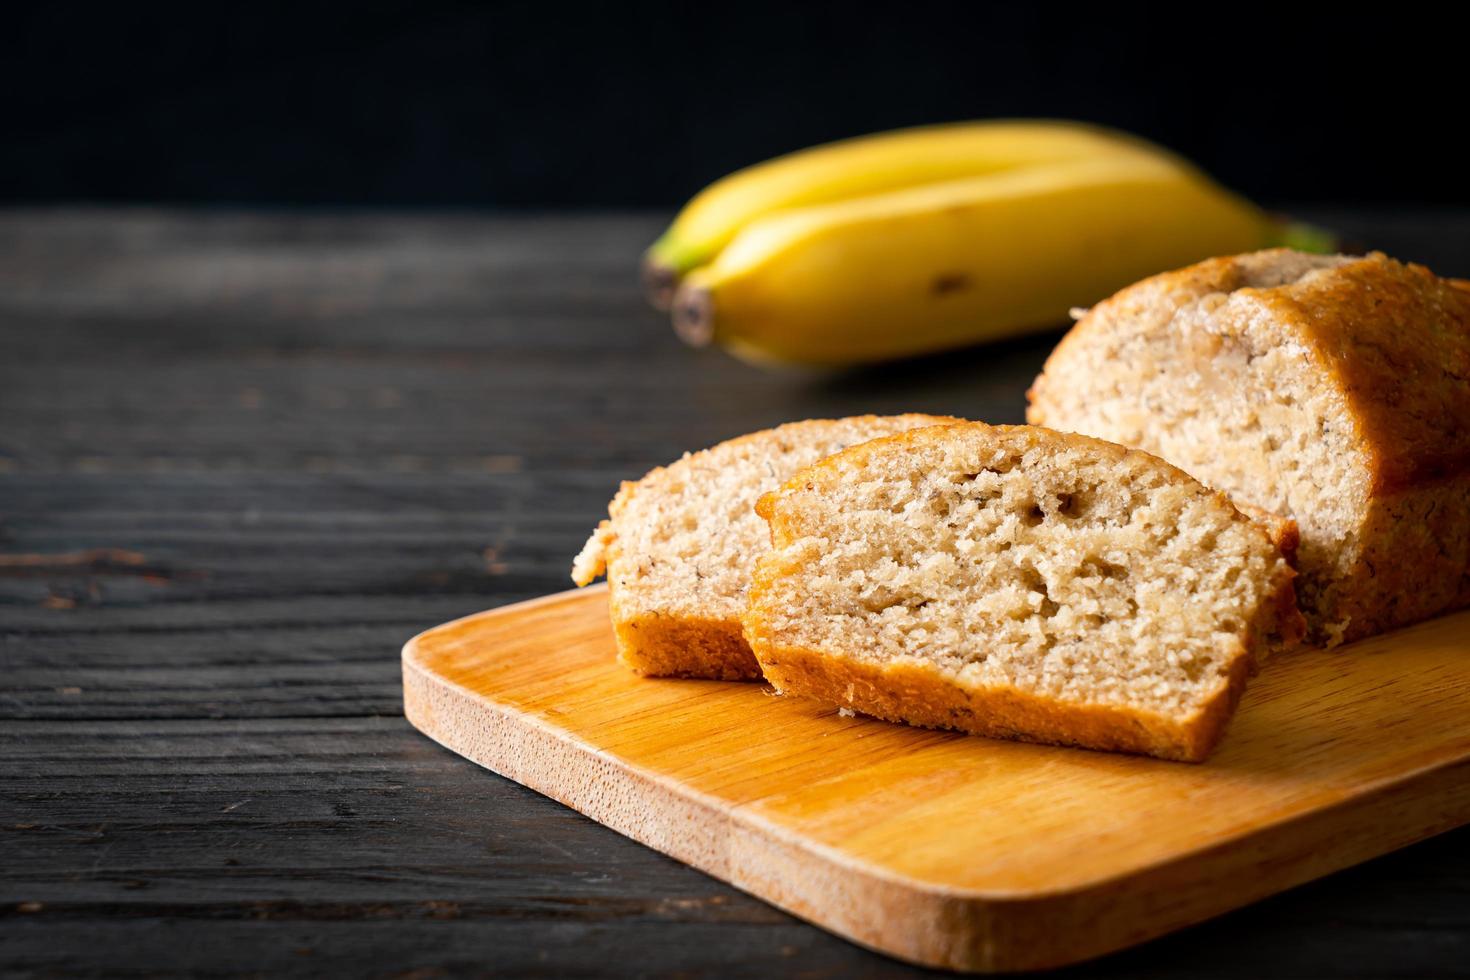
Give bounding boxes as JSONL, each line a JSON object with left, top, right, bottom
{"left": 671, "top": 155, "right": 1279, "bottom": 366}
{"left": 642, "top": 120, "right": 1184, "bottom": 308}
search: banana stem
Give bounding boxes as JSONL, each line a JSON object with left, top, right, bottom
{"left": 641, "top": 255, "right": 681, "bottom": 312}
{"left": 1271, "top": 219, "right": 1339, "bottom": 255}
{"left": 672, "top": 284, "right": 715, "bottom": 347}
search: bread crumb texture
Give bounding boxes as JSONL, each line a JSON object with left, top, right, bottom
{"left": 744, "top": 423, "right": 1301, "bottom": 761}
{"left": 1028, "top": 249, "right": 1470, "bottom": 645}
{"left": 573, "top": 415, "right": 958, "bottom": 679}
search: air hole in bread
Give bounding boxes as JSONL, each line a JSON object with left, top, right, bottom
{"left": 1055, "top": 492, "right": 1085, "bottom": 518}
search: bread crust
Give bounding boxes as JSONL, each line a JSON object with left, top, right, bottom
{"left": 611, "top": 611, "right": 760, "bottom": 680}
{"left": 745, "top": 422, "right": 1303, "bottom": 762}
{"left": 751, "top": 640, "right": 1251, "bottom": 763}
{"left": 1260, "top": 255, "right": 1470, "bottom": 493}
{"left": 1235, "top": 502, "right": 1301, "bottom": 580}
{"left": 1027, "top": 249, "right": 1470, "bottom": 644}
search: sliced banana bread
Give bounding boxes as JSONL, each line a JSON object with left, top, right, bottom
{"left": 572, "top": 415, "right": 957, "bottom": 679}
{"left": 743, "top": 423, "right": 1303, "bottom": 761}
{"left": 1028, "top": 249, "right": 1470, "bottom": 645}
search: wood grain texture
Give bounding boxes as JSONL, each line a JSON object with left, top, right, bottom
{"left": 4, "top": 208, "right": 1470, "bottom": 978}
{"left": 404, "top": 586, "right": 1470, "bottom": 972}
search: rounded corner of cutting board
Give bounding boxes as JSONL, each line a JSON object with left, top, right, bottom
{"left": 401, "top": 586, "right": 613, "bottom": 744}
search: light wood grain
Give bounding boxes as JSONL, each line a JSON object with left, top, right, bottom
{"left": 403, "top": 585, "right": 1470, "bottom": 972}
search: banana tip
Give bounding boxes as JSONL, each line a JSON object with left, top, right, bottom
{"left": 672, "top": 284, "right": 715, "bottom": 348}
{"left": 641, "top": 257, "right": 680, "bottom": 312}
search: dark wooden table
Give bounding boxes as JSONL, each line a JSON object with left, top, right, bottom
{"left": 4, "top": 209, "right": 1469, "bottom": 978}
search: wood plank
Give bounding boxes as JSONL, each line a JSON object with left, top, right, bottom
{"left": 404, "top": 586, "right": 1470, "bottom": 973}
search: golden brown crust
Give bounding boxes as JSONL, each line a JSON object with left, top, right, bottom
{"left": 750, "top": 640, "right": 1251, "bottom": 763}
{"left": 612, "top": 612, "right": 761, "bottom": 680}
{"left": 1235, "top": 503, "right": 1300, "bottom": 570}
{"left": 1265, "top": 567, "right": 1308, "bottom": 655}
{"left": 1258, "top": 253, "right": 1470, "bottom": 492}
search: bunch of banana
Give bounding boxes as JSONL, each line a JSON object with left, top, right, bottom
{"left": 644, "top": 120, "right": 1330, "bottom": 366}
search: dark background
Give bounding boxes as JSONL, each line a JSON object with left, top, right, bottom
{"left": 6, "top": 1, "right": 1470, "bottom": 209}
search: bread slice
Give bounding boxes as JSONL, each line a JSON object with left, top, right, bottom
{"left": 1028, "top": 249, "right": 1470, "bottom": 645}
{"left": 743, "top": 423, "right": 1303, "bottom": 761}
{"left": 572, "top": 415, "right": 958, "bottom": 679}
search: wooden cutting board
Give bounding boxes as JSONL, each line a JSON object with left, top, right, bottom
{"left": 402, "top": 585, "right": 1470, "bottom": 972}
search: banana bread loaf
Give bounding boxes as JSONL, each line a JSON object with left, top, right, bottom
{"left": 1028, "top": 249, "right": 1470, "bottom": 645}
